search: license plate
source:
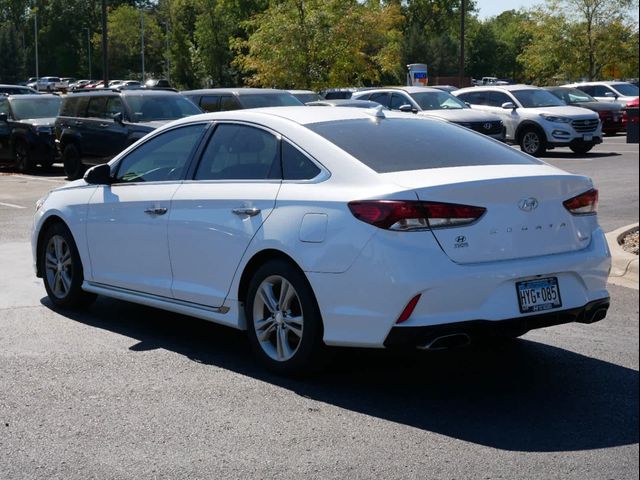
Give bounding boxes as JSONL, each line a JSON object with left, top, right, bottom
{"left": 516, "top": 277, "right": 562, "bottom": 314}
{"left": 583, "top": 134, "right": 593, "bottom": 141}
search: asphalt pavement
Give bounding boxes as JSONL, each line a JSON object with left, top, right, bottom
{"left": 0, "top": 136, "right": 638, "bottom": 479}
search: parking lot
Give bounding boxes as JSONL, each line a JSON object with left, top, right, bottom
{"left": 0, "top": 135, "right": 638, "bottom": 479}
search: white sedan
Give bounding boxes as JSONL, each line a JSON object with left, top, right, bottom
{"left": 32, "top": 107, "right": 611, "bottom": 374}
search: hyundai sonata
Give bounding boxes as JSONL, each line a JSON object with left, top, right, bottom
{"left": 32, "top": 107, "right": 611, "bottom": 374}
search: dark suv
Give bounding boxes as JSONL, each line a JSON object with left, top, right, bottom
{"left": 56, "top": 89, "right": 202, "bottom": 179}
{"left": 181, "top": 88, "right": 302, "bottom": 112}
{"left": 0, "top": 94, "right": 61, "bottom": 172}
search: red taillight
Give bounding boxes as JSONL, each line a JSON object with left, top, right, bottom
{"left": 563, "top": 189, "right": 598, "bottom": 215}
{"left": 397, "top": 294, "right": 421, "bottom": 324}
{"left": 348, "top": 200, "right": 486, "bottom": 231}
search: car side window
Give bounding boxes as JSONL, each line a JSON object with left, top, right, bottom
{"left": 0, "top": 99, "right": 9, "bottom": 116}
{"left": 369, "top": 92, "right": 391, "bottom": 108}
{"left": 104, "top": 97, "right": 124, "bottom": 118}
{"left": 200, "top": 96, "right": 221, "bottom": 112}
{"left": 87, "top": 96, "right": 108, "bottom": 118}
{"left": 458, "top": 91, "right": 483, "bottom": 105}
{"left": 390, "top": 93, "right": 409, "bottom": 110}
{"left": 282, "top": 141, "right": 321, "bottom": 180}
{"left": 593, "top": 85, "right": 611, "bottom": 97}
{"left": 115, "top": 124, "right": 208, "bottom": 183}
{"left": 195, "top": 124, "right": 281, "bottom": 181}
{"left": 220, "top": 95, "right": 241, "bottom": 111}
{"left": 577, "top": 86, "right": 595, "bottom": 96}
{"left": 485, "top": 92, "right": 512, "bottom": 107}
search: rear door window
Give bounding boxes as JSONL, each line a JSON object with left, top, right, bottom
{"left": 194, "top": 124, "right": 281, "bottom": 181}
{"left": 87, "top": 96, "right": 108, "bottom": 118}
{"left": 220, "top": 95, "right": 241, "bottom": 111}
{"left": 200, "top": 95, "right": 221, "bottom": 112}
{"left": 282, "top": 141, "right": 321, "bottom": 180}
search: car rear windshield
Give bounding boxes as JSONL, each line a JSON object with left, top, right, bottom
{"left": 410, "top": 91, "right": 467, "bottom": 110}
{"left": 11, "top": 97, "right": 62, "bottom": 119}
{"left": 239, "top": 93, "right": 303, "bottom": 108}
{"left": 125, "top": 94, "right": 202, "bottom": 122}
{"left": 512, "top": 89, "right": 565, "bottom": 108}
{"left": 307, "top": 118, "right": 541, "bottom": 173}
{"left": 612, "top": 83, "right": 639, "bottom": 97}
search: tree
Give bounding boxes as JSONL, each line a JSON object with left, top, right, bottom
{"left": 0, "top": 23, "right": 26, "bottom": 83}
{"left": 233, "top": 0, "right": 404, "bottom": 89}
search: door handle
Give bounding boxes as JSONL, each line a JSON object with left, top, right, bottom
{"left": 98, "top": 123, "right": 109, "bottom": 128}
{"left": 144, "top": 207, "right": 168, "bottom": 216}
{"left": 232, "top": 207, "right": 261, "bottom": 217}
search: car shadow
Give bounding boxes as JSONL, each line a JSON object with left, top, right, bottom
{"left": 41, "top": 296, "right": 639, "bottom": 453}
{"left": 0, "top": 163, "right": 65, "bottom": 177}
{"left": 543, "top": 151, "right": 622, "bottom": 159}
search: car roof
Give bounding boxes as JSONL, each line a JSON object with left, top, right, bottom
{"left": 67, "top": 89, "right": 182, "bottom": 97}
{"left": 6, "top": 94, "right": 58, "bottom": 100}
{"left": 356, "top": 86, "right": 442, "bottom": 94}
{"left": 566, "top": 81, "right": 629, "bottom": 86}
{"left": 456, "top": 84, "right": 538, "bottom": 93}
{"left": 167, "top": 106, "right": 416, "bottom": 129}
{"left": 287, "top": 90, "right": 317, "bottom": 94}
{"left": 181, "top": 88, "right": 290, "bottom": 96}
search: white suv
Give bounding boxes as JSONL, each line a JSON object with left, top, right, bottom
{"left": 36, "top": 77, "right": 68, "bottom": 92}
{"left": 563, "top": 81, "right": 639, "bottom": 107}
{"left": 454, "top": 85, "right": 602, "bottom": 156}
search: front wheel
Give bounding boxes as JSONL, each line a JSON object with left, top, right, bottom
{"left": 246, "top": 259, "right": 324, "bottom": 375}
{"left": 14, "top": 141, "right": 34, "bottom": 173}
{"left": 62, "top": 144, "right": 84, "bottom": 180}
{"left": 519, "top": 128, "right": 547, "bottom": 157}
{"left": 570, "top": 144, "right": 594, "bottom": 155}
{"left": 40, "top": 223, "right": 96, "bottom": 308}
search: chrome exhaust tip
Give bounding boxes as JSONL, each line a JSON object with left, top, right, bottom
{"left": 419, "top": 333, "right": 471, "bottom": 351}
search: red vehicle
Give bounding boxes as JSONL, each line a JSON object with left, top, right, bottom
{"left": 624, "top": 97, "right": 639, "bottom": 126}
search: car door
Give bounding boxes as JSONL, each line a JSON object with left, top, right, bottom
{"left": 168, "top": 122, "right": 282, "bottom": 307}
{"left": 97, "top": 96, "right": 129, "bottom": 162}
{"left": 486, "top": 91, "right": 519, "bottom": 140}
{"left": 86, "top": 123, "right": 209, "bottom": 296}
{"left": 0, "top": 99, "right": 11, "bottom": 160}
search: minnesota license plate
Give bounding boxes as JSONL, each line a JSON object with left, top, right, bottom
{"left": 516, "top": 277, "right": 562, "bottom": 314}
{"left": 583, "top": 134, "right": 593, "bottom": 141}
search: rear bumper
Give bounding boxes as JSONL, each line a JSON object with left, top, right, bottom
{"left": 384, "top": 297, "right": 610, "bottom": 348}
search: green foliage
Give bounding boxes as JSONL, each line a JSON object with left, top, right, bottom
{"left": 0, "top": 22, "right": 26, "bottom": 83}
{"left": 233, "top": 0, "right": 404, "bottom": 89}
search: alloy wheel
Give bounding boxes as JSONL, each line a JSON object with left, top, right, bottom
{"left": 252, "top": 275, "right": 304, "bottom": 362}
{"left": 44, "top": 234, "right": 74, "bottom": 299}
{"left": 522, "top": 131, "right": 540, "bottom": 154}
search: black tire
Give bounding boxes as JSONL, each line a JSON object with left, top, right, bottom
{"left": 40, "top": 222, "right": 96, "bottom": 309}
{"left": 570, "top": 144, "right": 594, "bottom": 155}
{"left": 245, "top": 259, "right": 324, "bottom": 376}
{"left": 14, "top": 140, "right": 34, "bottom": 173}
{"left": 62, "top": 144, "right": 84, "bottom": 180}
{"left": 40, "top": 157, "right": 54, "bottom": 171}
{"left": 519, "top": 127, "right": 547, "bottom": 157}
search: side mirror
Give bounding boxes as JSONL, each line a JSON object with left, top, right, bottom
{"left": 502, "top": 102, "right": 516, "bottom": 110}
{"left": 0, "top": 113, "right": 7, "bottom": 122}
{"left": 399, "top": 104, "right": 417, "bottom": 113}
{"left": 84, "top": 163, "right": 112, "bottom": 185}
{"left": 605, "top": 92, "right": 617, "bottom": 99}
{"left": 465, "top": 102, "right": 472, "bottom": 108}
{"left": 112, "top": 112, "right": 124, "bottom": 124}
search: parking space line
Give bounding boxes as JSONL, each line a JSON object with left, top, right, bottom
{"left": 0, "top": 201, "right": 26, "bottom": 209}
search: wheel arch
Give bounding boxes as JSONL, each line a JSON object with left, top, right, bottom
{"left": 237, "top": 249, "right": 308, "bottom": 305}
{"left": 515, "top": 120, "right": 546, "bottom": 143}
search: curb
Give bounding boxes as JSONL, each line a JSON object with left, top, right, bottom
{"left": 606, "top": 223, "right": 639, "bottom": 289}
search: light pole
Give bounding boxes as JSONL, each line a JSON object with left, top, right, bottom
{"left": 101, "top": 0, "right": 108, "bottom": 86}
{"left": 140, "top": 10, "right": 145, "bottom": 82}
{"left": 85, "top": 28, "right": 92, "bottom": 79}
{"left": 33, "top": 7, "right": 39, "bottom": 80}
{"left": 458, "top": 0, "right": 466, "bottom": 88}
{"left": 164, "top": 21, "right": 170, "bottom": 82}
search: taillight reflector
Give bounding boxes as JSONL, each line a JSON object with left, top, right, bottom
{"left": 563, "top": 189, "right": 598, "bottom": 215}
{"left": 397, "top": 294, "right": 421, "bottom": 324}
{"left": 348, "top": 200, "right": 486, "bottom": 231}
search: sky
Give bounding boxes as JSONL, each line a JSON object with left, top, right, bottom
{"left": 475, "top": 0, "right": 541, "bottom": 19}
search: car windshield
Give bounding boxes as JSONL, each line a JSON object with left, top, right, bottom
{"left": 11, "top": 97, "right": 62, "bottom": 119}
{"left": 307, "top": 118, "right": 540, "bottom": 173}
{"left": 512, "top": 89, "right": 566, "bottom": 108}
{"left": 612, "top": 83, "right": 639, "bottom": 97}
{"left": 239, "top": 93, "right": 303, "bottom": 108}
{"left": 410, "top": 91, "right": 467, "bottom": 110}
{"left": 0, "top": 87, "right": 34, "bottom": 95}
{"left": 552, "top": 88, "right": 594, "bottom": 103}
{"left": 125, "top": 95, "right": 202, "bottom": 122}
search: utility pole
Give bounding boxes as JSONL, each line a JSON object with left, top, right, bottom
{"left": 33, "top": 8, "right": 39, "bottom": 79}
{"left": 140, "top": 10, "right": 145, "bottom": 82}
{"left": 164, "top": 21, "right": 170, "bottom": 82}
{"left": 459, "top": 0, "right": 466, "bottom": 88}
{"left": 86, "top": 28, "right": 92, "bottom": 79}
{"left": 101, "top": 0, "right": 108, "bottom": 86}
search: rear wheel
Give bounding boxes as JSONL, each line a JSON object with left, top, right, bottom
{"left": 570, "top": 144, "right": 594, "bottom": 155}
{"left": 14, "top": 140, "right": 34, "bottom": 173}
{"left": 519, "top": 128, "right": 546, "bottom": 156}
{"left": 246, "top": 259, "right": 324, "bottom": 376}
{"left": 40, "top": 223, "right": 96, "bottom": 308}
{"left": 62, "top": 144, "right": 84, "bottom": 180}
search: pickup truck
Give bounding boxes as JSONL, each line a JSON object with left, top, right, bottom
{"left": 35, "top": 77, "right": 68, "bottom": 92}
